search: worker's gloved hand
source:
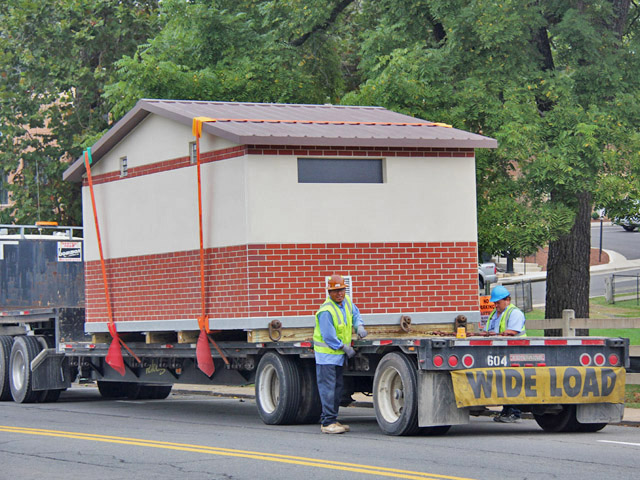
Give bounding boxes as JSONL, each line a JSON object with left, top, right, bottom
{"left": 343, "top": 344, "right": 356, "bottom": 358}
{"left": 357, "top": 325, "right": 368, "bottom": 338}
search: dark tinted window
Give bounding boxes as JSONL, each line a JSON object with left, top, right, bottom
{"left": 297, "top": 158, "right": 383, "bottom": 183}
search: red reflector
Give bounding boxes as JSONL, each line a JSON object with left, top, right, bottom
{"left": 544, "top": 339, "right": 567, "bottom": 345}
{"left": 594, "top": 353, "right": 606, "bottom": 366}
{"left": 511, "top": 363, "right": 520, "bottom": 367}
{"left": 300, "top": 342, "right": 312, "bottom": 348}
{"left": 462, "top": 354, "right": 474, "bottom": 368}
{"left": 469, "top": 340, "right": 493, "bottom": 346}
{"left": 413, "top": 340, "right": 421, "bottom": 346}
{"left": 524, "top": 363, "right": 534, "bottom": 367}
{"left": 433, "top": 355, "right": 444, "bottom": 367}
{"left": 608, "top": 354, "right": 619, "bottom": 366}
{"left": 537, "top": 363, "right": 546, "bottom": 366}
{"left": 581, "top": 339, "right": 605, "bottom": 345}
{"left": 448, "top": 355, "right": 459, "bottom": 367}
{"left": 507, "top": 339, "right": 530, "bottom": 346}
{"left": 88, "top": 344, "right": 96, "bottom": 349}
{"left": 579, "top": 353, "right": 591, "bottom": 366}
{"left": 379, "top": 340, "right": 393, "bottom": 345}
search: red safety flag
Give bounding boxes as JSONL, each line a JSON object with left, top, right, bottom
{"left": 196, "top": 329, "right": 215, "bottom": 377}
{"left": 105, "top": 324, "right": 126, "bottom": 376}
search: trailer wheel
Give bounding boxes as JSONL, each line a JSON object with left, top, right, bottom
{"left": 148, "top": 385, "right": 173, "bottom": 400}
{"left": 533, "top": 405, "right": 581, "bottom": 432}
{"left": 133, "top": 385, "right": 173, "bottom": 400}
{"left": 255, "top": 352, "right": 301, "bottom": 425}
{"left": 294, "top": 360, "right": 322, "bottom": 424}
{"left": 38, "top": 389, "right": 63, "bottom": 403}
{"left": 373, "top": 352, "right": 421, "bottom": 436}
{"left": 0, "top": 336, "right": 14, "bottom": 401}
{"left": 9, "top": 336, "right": 41, "bottom": 403}
{"left": 97, "top": 381, "right": 129, "bottom": 399}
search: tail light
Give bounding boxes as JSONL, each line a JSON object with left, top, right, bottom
{"left": 462, "top": 354, "right": 474, "bottom": 368}
{"left": 433, "top": 355, "right": 444, "bottom": 367}
{"left": 608, "top": 354, "right": 620, "bottom": 366}
{"left": 448, "top": 355, "right": 459, "bottom": 368}
{"left": 594, "top": 353, "right": 606, "bottom": 366}
{"left": 579, "top": 353, "right": 591, "bottom": 366}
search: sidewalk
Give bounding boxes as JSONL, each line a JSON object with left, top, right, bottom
{"left": 170, "top": 384, "right": 640, "bottom": 427}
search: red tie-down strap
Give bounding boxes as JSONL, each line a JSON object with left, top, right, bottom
{"left": 84, "top": 149, "right": 140, "bottom": 376}
{"left": 192, "top": 119, "right": 230, "bottom": 376}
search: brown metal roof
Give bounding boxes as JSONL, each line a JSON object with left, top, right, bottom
{"left": 63, "top": 99, "right": 497, "bottom": 182}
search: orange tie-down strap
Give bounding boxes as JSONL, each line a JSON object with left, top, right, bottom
{"left": 191, "top": 121, "right": 229, "bottom": 376}
{"left": 192, "top": 116, "right": 451, "bottom": 136}
{"left": 84, "top": 148, "right": 141, "bottom": 376}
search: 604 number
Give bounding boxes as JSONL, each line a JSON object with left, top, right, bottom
{"left": 486, "top": 355, "right": 507, "bottom": 367}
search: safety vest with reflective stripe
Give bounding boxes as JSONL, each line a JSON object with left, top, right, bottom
{"left": 485, "top": 303, "right": 527, "bottom": 336}
{"left": 313, "top": 295, "right": 354, "bottom": 355}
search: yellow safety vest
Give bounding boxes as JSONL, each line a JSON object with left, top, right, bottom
{"left": 313, "top": 295, "right": 354, "bottom": 355}
{"left": 485, "top": 303, "right": 527, "bottom": 336}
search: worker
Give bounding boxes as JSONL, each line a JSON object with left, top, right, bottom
{"left": 485, "top": 285, "right": 526, "bottom": 337}
{"left": 486, "top": 284, "right": 526, "bottom": 423}
{"left": 313, "top": 274, "right": 367, "bottom": 434}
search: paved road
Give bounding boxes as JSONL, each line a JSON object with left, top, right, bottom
{"left": 592, "top": 222, "right": 640, "bottom": 260}
{"left": 0, "top": 385, "right": 638, "bottom": 480}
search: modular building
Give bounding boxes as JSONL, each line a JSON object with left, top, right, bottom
{"left": 62, "top": 99, "right": 497, "bottom": 334}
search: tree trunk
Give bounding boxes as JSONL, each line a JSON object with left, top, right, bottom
{"left": 544, "top": 191, "right": 592, "bottom": 336}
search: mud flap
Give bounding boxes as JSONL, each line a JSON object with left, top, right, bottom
{"left": 418, "top": 371, "right": 470, "bottom": 427}
{"left": 31, "top": 349, "right": 71, "bottom": 391}
{"left": 576, "top": 403, "right": 624, "bottom": 424}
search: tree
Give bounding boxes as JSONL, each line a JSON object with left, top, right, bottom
{"left": 342, "top": 1, "right": 640, "bottom": 322}
{"left": 0, "top": 0, "right": 160, "bottom": 225}
{"left": 105, "top": 0, "right": 355, "bottom": 117}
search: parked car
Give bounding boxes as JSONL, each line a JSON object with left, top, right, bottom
{"left": 614, "top": 215, "right": 640, "bottom": 232}
{"left": 479, "top": 262, "right": 497, "bottom": 289}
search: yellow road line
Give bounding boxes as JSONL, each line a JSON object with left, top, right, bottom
{"left": 0, "top": 425, "right": 477, "bottom": 480}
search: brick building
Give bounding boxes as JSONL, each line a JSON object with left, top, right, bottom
{"left": 63, "top": 99, "right": 497, "bottom": 334}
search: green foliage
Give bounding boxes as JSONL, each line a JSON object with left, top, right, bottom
{"left": 0, "top": 0, "right": 160, "bottom": 225}
{"left": 105, "top": 0, "right": 352, "bottom": 117}
{"left": 3, "top": 1, "right": 640, "bottom": 322}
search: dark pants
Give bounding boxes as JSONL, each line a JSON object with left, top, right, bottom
{"left": 316, "top": 364, "right": 344, "bottom": 427}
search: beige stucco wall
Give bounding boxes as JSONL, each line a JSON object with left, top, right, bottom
{"left": 246, "top": 155, "right": 478, "bottom": 243}
{"left": 83, "top": 113, "right": 478, "bottom": 260}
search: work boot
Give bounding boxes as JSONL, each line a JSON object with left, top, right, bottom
{"left": 321, "top": 423, "right": 346, "bottom": 434}
{"left": 336, "top": 422, "right": 350, "bottom": 432}
{"left": 494, "top": 413, "right": 521, "bottom": 423}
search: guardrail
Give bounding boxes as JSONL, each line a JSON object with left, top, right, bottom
{"left": 526, "top": 309, "right": 640, "bottom": 385}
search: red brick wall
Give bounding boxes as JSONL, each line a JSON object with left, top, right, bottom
{"left": 85, "top": 242, "right": 480, "bottom": 323}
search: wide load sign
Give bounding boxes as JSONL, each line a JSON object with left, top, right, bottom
{"left": 450, "top": 367, "right": 626, "bottom": 407}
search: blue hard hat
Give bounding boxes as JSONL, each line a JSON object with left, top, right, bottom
{"left": 490, "top": 285, "right": 510, "bottom": 302}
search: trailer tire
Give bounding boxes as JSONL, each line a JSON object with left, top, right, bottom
{"left": 9, "top": 336, "right": 41, "bottom": 403}
{"left": 0, "top": 336, "right": 14, "bottom": 401}
{"left": 133, "top": 385, "right": 173, "bottom": 400}
{"left": 148, "top": 385, "right": 173, "bottom": 400}
{"left": 38, "top": 389, "right": 63, "bottom": 403}
{"left": 533, "top": 405, "right": 581, "bottom": 432}
{"left": 294, "top": 360, "right": 322, "bottom": 424}
{"left": 255, "top": 352, "right": 301, "bottom": 425}
{"left": 373, "top": 352, "right": 421, "bottom": 436}
{"left": 97, "top": 381, "right": 129, "bottom": 399}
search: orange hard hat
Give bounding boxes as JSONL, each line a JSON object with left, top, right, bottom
{"left": 327, "top": 274, "right": 348, "bottom": 291}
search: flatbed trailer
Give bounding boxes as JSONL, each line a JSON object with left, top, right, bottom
{"left": 0, "top": 101, "right": 630, "bottom": 435}
{"left": 0, "top": 230, "right": 629, "bottom": 436}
